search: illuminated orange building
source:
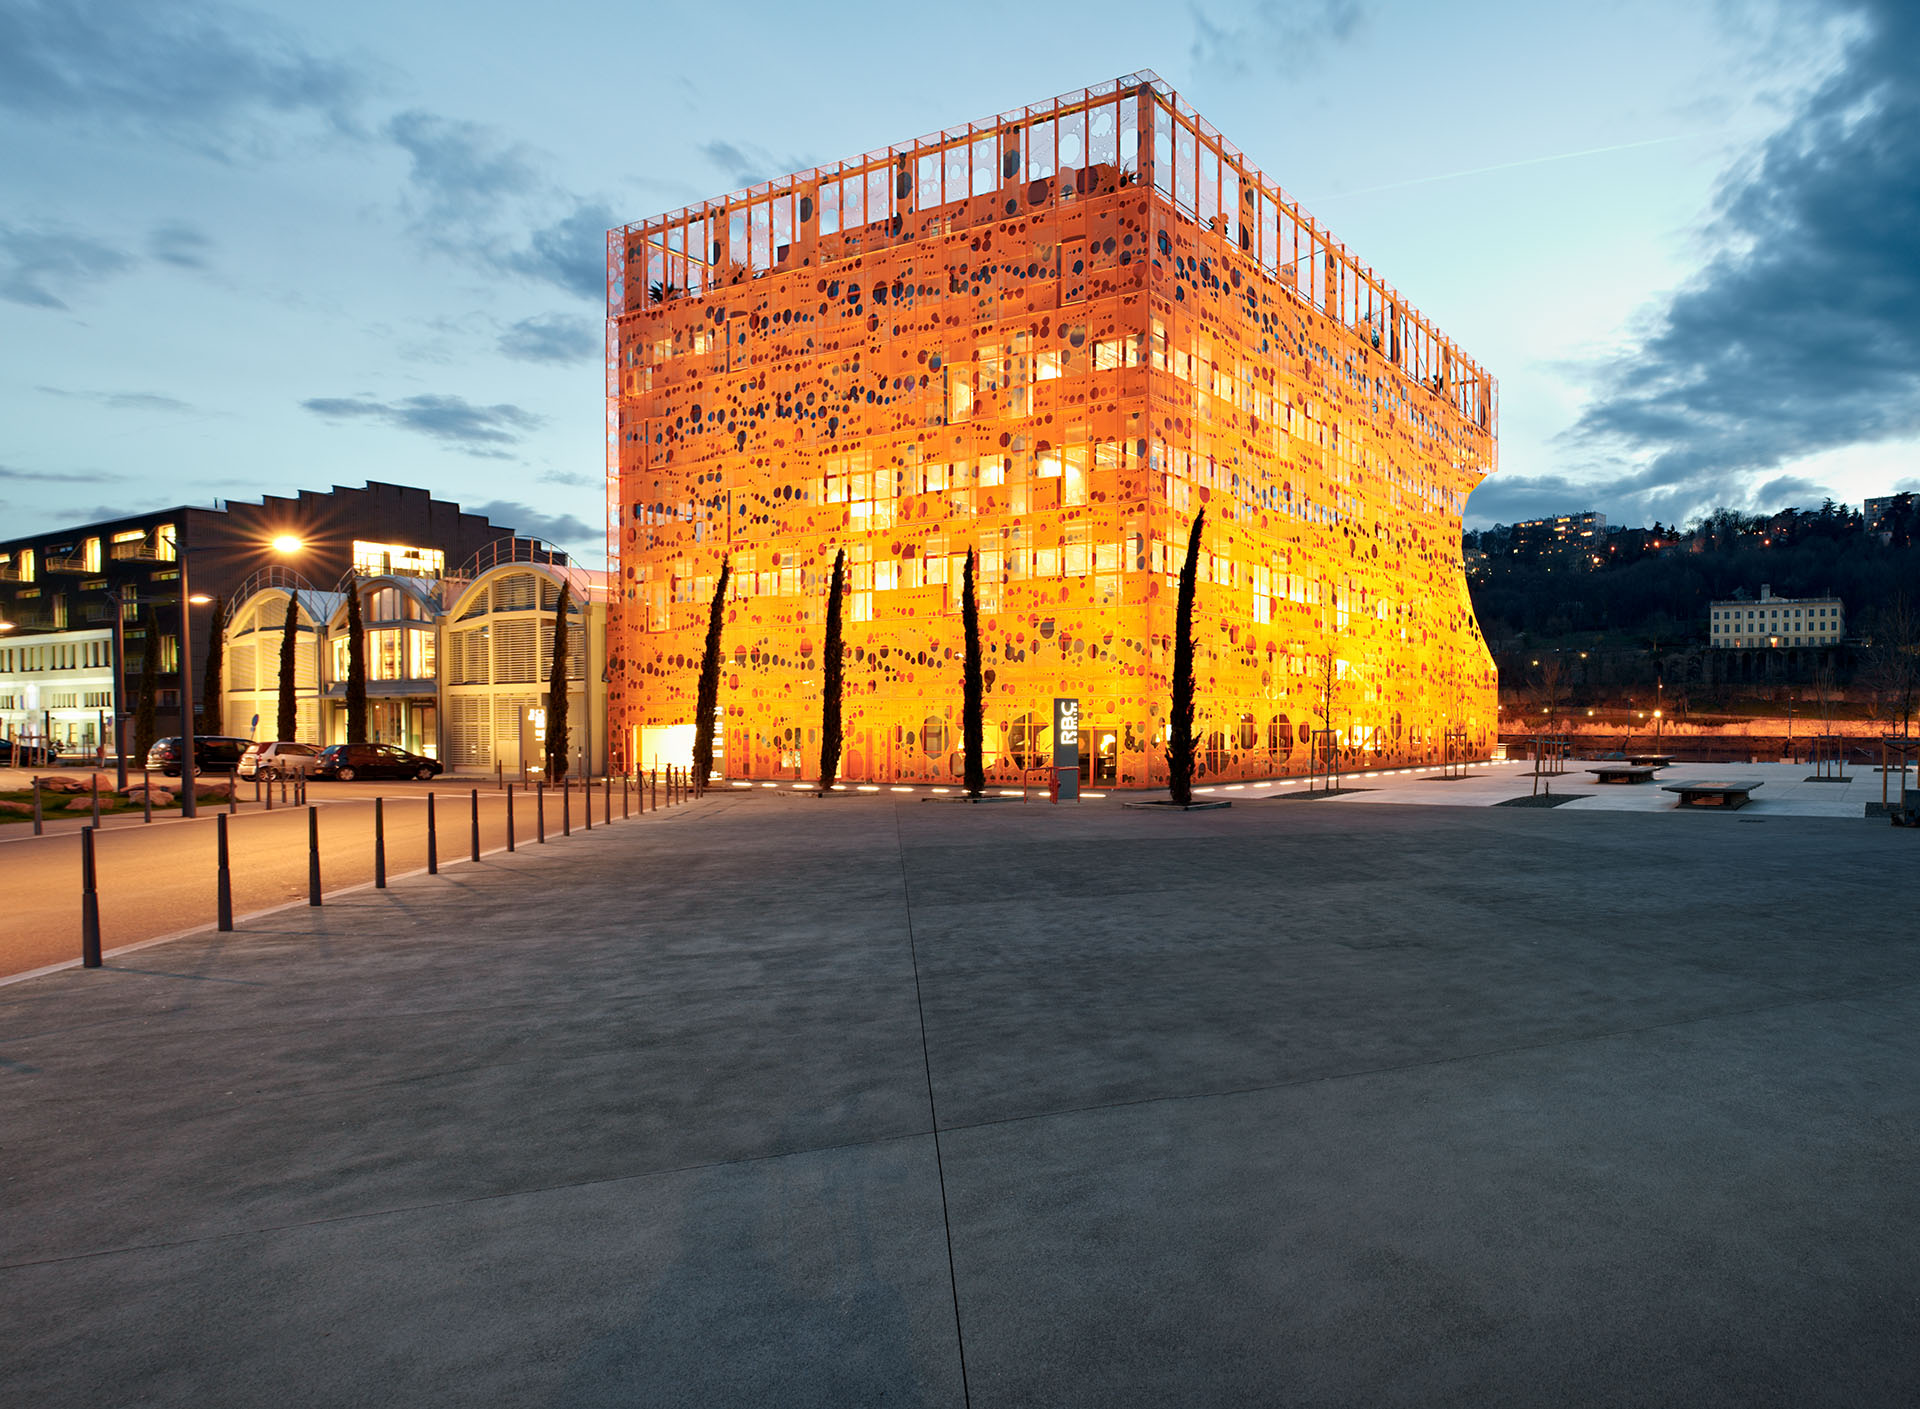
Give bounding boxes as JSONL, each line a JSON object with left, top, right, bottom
{"left": 606, "top": 72, "right": 1497, "bottom": 787}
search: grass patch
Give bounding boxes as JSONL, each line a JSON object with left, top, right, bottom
{"left": 0, "top": 788, "right": 184, "bottom": 816}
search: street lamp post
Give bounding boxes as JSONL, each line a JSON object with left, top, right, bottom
{"left": 269, "top": 537, "right": 321, "bottom": 745}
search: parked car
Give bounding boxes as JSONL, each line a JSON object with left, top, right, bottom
{"left": 311, "top": 743, "right": 443, "bottom": 782}
{"left": 145, "top": 736, "right": 251, "bottom": 777}
{"left": 238, "top": 741, "right": 323, "bottom": 779}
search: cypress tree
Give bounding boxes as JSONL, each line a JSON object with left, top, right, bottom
{"left": 133, "top": 619, "right": 159, "bottom": 760}
{"left": 962, "top": 547, "right": 984, "bottom": 799}
{"left": 344, "top": 584, "right": 368, "bottom": 744}
{"left": 198, "top": 595, "right": 226, "bottom": 735}
{"left": 818, "top": 548, "right": 846, "bottom": 795}
{"left": 1167, "top": 508, "right": 1205, "bottom": 805}
{"left": 546, "top": 581, "right": 572, "bottom": 782}
{"left": 692, "top": 557, "right": 731, "bottom": 795}
{"left": 276, "top": 591, "right": 300, "bottom": 741}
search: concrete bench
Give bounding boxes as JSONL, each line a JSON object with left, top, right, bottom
{"left": 1662, "top": 780, "right": 1763, "bottom": 810}
{"left": 1588, "top": 764, "right": 1659, "bottom": 784}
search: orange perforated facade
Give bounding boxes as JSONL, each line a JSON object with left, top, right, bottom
{"left": 607, "top": 72, "right": 1497, "bottom": 788}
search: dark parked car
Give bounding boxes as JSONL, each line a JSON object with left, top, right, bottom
{"left": 312, "top": 743, "right": 443, "bottom": 782}
{"left": 146, "top": 736, "right": 251, "bottom": 777}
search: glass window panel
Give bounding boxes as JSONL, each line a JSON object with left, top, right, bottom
{"left": 1027, "top": 119, "right": 1055, "bottom": 180}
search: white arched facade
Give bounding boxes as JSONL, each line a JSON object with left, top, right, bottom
{"left": 439, "top": 561, "right": 606, "bottom": 776}
{"left": 216, "top": 558, "right": 605, "bottom": 771}
{"left": 223, "top": 587, "right": 339, "bottom": 744}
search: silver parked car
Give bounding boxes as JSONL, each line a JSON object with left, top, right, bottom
{"left": 238, "top": 741, "right": 323, "bottom": 779}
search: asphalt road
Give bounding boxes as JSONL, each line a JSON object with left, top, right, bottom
{"left": 0, "top": 777, "right": 662, "bottom": 979}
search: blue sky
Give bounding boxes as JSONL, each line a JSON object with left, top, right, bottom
{"left": 3, "top": 0, "right": 1915, "bottom": 560}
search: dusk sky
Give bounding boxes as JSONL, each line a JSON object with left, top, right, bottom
{"left": 4, "top": 0, "right": 1915, "bottom": 563}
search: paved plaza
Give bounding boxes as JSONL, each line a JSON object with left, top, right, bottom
{"left": 4, "top": 790, "right": 1919, "bottom": 1405}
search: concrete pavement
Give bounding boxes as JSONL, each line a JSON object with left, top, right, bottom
{"left": 3, "top": 795, "right": 1919, "bottom": 1404}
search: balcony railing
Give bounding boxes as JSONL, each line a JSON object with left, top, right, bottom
{"left": 44, "top": 554, "right": 94, "bottom": 573}
{"left": 109, "top": 540, "right": 166, "bottom": 561}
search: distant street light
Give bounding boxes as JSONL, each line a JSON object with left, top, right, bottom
{"left": 272, "top": 534, "right": 304, "bottom": 555}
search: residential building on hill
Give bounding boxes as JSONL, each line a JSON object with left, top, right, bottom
{"left": 1709, "top": 584, "right": 1844, "bottom": 649}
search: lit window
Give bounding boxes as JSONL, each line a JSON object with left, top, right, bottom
{"left": 353, "top": 541, "right": 445, "bottom": 578}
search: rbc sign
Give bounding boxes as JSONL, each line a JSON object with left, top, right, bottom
{"left": 1052, "top": 697, "right": 1080, "bottom": 802}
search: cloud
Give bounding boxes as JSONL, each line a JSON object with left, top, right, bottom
{"left": 385, "top": 110, "right": 612, "bottom": 303}
{"left": 37, "top": 385, "right": 199, "bottom": 413}
{"left": 301, "top": 393, "right": 544, "bottom": 455}
{"left": 1565, "top": 0, "right": 1920, "bottom": 523}
{"left": 385, "top": 109, "right": 538, "bottom": 224}
{"left": 1189, "top": 0, "right": 1364, "bottom": 74}
{"left": 538, "top": 469, "right": 597, "bottom": 488}
{"left": 699, "top": 139, "right": 812, "bottom": 192}
{"left": 0, "top": 463, "right": 127, "bottom": 484}
{"left": 499, "top": 201, "right": 616, "bottom": 303}
{"left": 0, "top": 222, "right": 133, "bottom": 309}
{"left": 0, "top": 0, "right": 371, "bottom": 154}
{"left": 148, "top": 220, "right": 212, "bottom": 269}
{"left": 464, "top": 500, "right": 599, "bottom": 547}
{"left": 498, "top": 312, "right": 599, "bottom": 364}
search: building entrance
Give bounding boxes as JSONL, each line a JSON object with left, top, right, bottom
{"left": 1079, "top": 721, "right": 1119, "bottom": 787}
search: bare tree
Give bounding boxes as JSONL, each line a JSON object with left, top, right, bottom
{"left": 1812, "top": 662, "right": 1837, "bottom": 729}
{"left": 1864, "top": 596, "right": 1919, "bottom": 736}
{"left": 1315, "top": 646, "right": 1341, "bottom": 784}
{"left": 1535, "top": 656, "right": 1568, "bottom": 730}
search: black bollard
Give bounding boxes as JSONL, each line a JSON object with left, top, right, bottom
{"left": 426, "top": 791, "right": 438, "bottom": 874}
{"left": 143, "top": 767, "right": 152, "bottom": 824}
{"left": 81, "top": 825, "right": 102, "bottom": 967}
{"left": 374, "top": 797, "right": 386, "bottom": 889}
{"left": 622, "top": 774, "right": 630, "bottom": 820}
{"left": 216, "top": 812, "right": 233, "bottom": 932}
{"left": 537, "top": 783, "right": 546, "bottom": 843}
{"left": 583, "top": 774, "right": 592, "bottom": 831}
{"left": 91, "top": 774, "right": 101, "bottom": 828}
{"left": 506, "top": 784, "right": 516, "bottom": 851}
{"left": 563, "top": 778, "right": 571, "bottom": 837}
{"left": 308, "top": 805, "right": 322, "bottom": 906}
{"left": 470, "top": 787, "right": 480, "bottom": 863}
{"left": 263, "top": 771, "right": 272, "bottom": 810}
{"left": 33, "top": 776, "right": 43, "bottom": 836}
{"left": 605, "top": 774, "right": 612, "bottom": 825}
{"left": 650, "top": 767, "right": 657, "bottom": 812}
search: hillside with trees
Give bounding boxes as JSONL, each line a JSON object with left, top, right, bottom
{"left": 1465, "top": 496, "right": 1919, "bottom": 730}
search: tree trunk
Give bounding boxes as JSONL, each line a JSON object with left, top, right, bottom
{"left": 1167, "top": 510, "right": 1204, "bottom": 805}
{"left": 962, "top": 548, "right": 985, "bottom": 799}
{"left": 198, "top": 596, "right": 226, "bottom": 735}
{"left": 344, "top": 585, "right": 368, "bottom": 745}
{"left": 546, "top": 582, "right": 572, "bottom": 782}
{"left": 818, "top": 549, "right": 846, "bottom": 794}
{"left": 692, "top": 559, "right": 731, "bottom": 794}
{"left": 276, "top": 591, "right": 300, "bottom": 741}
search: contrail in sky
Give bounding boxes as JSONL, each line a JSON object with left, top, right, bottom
{"left": 1307, "top": 135, "right": 1690, "bottom": 203}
